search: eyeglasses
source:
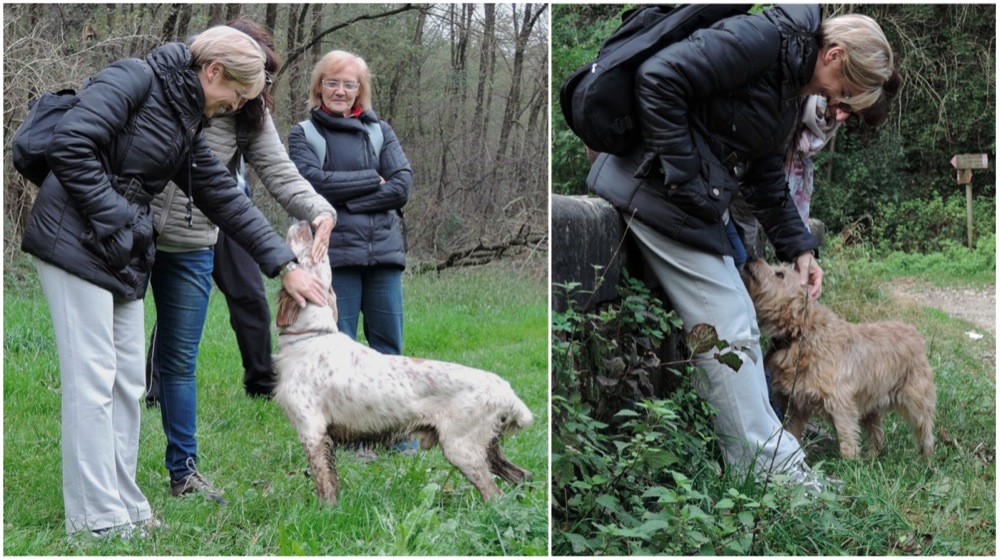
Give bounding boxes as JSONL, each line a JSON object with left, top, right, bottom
{"left": 321, "top": 79, "right": 360, "bottom": 92}
{"left": 831, "top": 88, "right": 854, "bottom": 114}
{"left": 832, "top": 100, "right": 854, "bottom": 114}
{"left": 235, "top": 87, "right": 255, "bottom": 102}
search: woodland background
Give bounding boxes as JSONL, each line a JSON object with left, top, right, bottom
{"left": 553, "top": 3, "right": 996, "bottom": 255}
{"left": 2, "top": 3, "right": 549, "bottom": 271}
{"left": 551, "top": 5, "right": 995, "bottom": 555}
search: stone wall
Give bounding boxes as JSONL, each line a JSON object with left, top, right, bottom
{"left": 551, "top": 194, "right": 630, "bottom": 312}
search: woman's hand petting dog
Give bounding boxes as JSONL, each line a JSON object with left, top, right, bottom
{"left": 281, "top": 267, "right": 328, "bottom": 308}
{"left": 794, "top": 251, "right": 823, "bottom": 300}
{"left": 309, "top": 212, "right": 335, "bottom": 262}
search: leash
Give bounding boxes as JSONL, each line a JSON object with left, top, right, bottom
{"left": 748, "top": 281, "right": 811, "bottom": 555}
{"left": 278, "top": 328, "right": 335, "bottom": 346}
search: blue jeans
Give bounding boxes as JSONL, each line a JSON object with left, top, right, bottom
{"left": 331, "top": 266, "right": 404, "bottom": 355}
{"left": 726, "top": 219, "right": 747, "bottom": 269}
{"left": 150, "top": 249, "right": 214, "bottom": 480}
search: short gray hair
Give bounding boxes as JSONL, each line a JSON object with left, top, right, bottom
{"left": 819, "top": 14, "right": 894, "bottom": 111}
{"left": 190, "top": 26, "right": 267, "bottom": 99}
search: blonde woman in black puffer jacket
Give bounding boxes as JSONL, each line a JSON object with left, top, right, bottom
{"left": 590, "top": 5, "right": 895, "bottom": 493}
{"left": 21, "top": 26, "right": 328, "bottom": 539}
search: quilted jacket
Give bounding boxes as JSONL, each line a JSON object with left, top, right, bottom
{"left": 151, "top": 110, "right": 335, "bottom": 252}
{"left": 591, "top": 4, "right": 821, "bottom": 260}
{"left": 21, "top": 42, "right": 294, "bottom": 299}
{"left": 288, "top": 107, "right": 412, "bottom": 269}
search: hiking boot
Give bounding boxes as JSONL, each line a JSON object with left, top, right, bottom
{"left": 94, "top": 523, "right": 135, "bottom": 540}
{"left": 779, "top": 461, "right": 842, "bottom": 494}
{"left": 356, "top": 444, "right": 379, "bottom": 462}
{"left": 136, "top": 516, "right": 165, "bottom": 538}
{"left": 245, "top": 377, "right": 277, "bottom": 399}
{"left": 170, "top": 459, "right": 228, "bottom": 505}
{"left": 392, "top": 439, "right": 420, "bottom": 455}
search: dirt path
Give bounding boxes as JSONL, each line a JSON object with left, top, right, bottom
{"left": 889, "top": 279, "right": 996, "bottom": 337}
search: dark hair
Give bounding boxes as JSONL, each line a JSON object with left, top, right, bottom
{"left": 226, "top": 18, "right": 280, "bottom": 131}
{"left": 841, "top": 53, "right": 900, "bottom": 149}
{"left": 851, "top": 52, "right": 902, "bottom": 130}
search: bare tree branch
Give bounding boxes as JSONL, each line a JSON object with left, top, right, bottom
{"left": 276, "top": 4, "right": 423, "bottom": 82}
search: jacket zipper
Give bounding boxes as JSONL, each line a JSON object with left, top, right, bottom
{"left": 184, "top": 122, "right": 200, "bottom": 227}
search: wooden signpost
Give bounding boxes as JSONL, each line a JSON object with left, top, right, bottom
{"left": 950, "top": 153, "right": 988, "bottom": 248}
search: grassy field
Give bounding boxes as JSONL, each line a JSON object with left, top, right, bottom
{"left": 551, "top": 236, "right": 995, "bottom": 555}
{"left": 3, "top": 259, "right": 549, "bottom": 555}
{"left": 789, "top": 241, "right": 996, "bottom": 555}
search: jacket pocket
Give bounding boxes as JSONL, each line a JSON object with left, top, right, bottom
{"left": 664, "top": 131, "right": 737, "bottom": 223}
{"left": 80, "top": 225, "right": 133, "bottom": 271}
{"left": 129, "top": 203, "right": 155, "bottom": 269}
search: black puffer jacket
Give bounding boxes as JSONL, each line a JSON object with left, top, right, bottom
{"left": 21, "top": 43, "right": 294, "bottom": 299}
{"left": 288, "top": 107, "right": 412, "bottom": 269}
{"left": 590, "top": 4, "right": 821, "bottom": 261}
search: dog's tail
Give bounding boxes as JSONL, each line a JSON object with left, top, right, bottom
{"left": 507, "top": 397, "right": 533, "bottom": 432}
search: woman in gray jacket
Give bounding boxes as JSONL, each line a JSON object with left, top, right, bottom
{"left": 146, "top": 19, "right": 335, "bottom": 505}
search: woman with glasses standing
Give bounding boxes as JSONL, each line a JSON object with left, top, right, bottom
{"left": 145, "top": 19, "right": 336, "bottom": 505}
{"left": 20, "top": 25, "right": 328, "bottom": 540}
{"left": 289, "top": 50, "right": 413, "bottom": 360}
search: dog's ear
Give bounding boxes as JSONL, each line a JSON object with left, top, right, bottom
{"left": 793, "top": 287, "right": 813, "bottom": 336}
{"left": 275, "top": 290, "right": 300, "bottom": 328}
{"left": 328, "top": 287, "right": 338, "bottom": 323}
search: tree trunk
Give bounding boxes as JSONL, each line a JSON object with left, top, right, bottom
{"left": 176, "top": 3, "right": 192, "bottom": 41}
{"left": 413, "top": 10, "right": 426, "bottom": 136}
{"left": 497, "top": 4, "right": 545, "bottom": 160}
{"left": 286, "top": 4, "right": 310, "bottom": 122}
{"left": 310, "top": 4, "right": 323, "bottom": 65}
{"left": 160, "top": 4, "right": 180, "bottom": 42}
{"left": 265, "top": 4, "right": 277, "bottom": 37}
{"left": 207, "top": 4, "right": 224, "bottom": 26}
{"left": 473, "top": 3, "right": 496, "bottom": 155}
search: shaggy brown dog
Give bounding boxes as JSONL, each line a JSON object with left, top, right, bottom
{"left": 742, "top": 259, "right": 936, "bottom": 460}
{"left": 272, "top": 221, "right": 532, "bottom": 506}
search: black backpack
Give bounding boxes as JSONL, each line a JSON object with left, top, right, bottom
{"left": 11, "top": 89, "right": 80, "bottom": 186}
{"left": 559, "top": 4, "right": 752, "bottom": 156}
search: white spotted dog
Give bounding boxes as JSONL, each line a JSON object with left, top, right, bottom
{"left": 273, "top": 221, "right": 533, "bottom": 506}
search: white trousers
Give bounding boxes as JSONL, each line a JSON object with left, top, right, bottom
{"left": 627, "top": 217, "right": 805, "bottom": 476}
{"left": 35, "top": 260, "right": 152, "bottom": 535}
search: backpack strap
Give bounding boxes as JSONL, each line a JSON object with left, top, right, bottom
{"left": 364, "top": 120, "right": 383, "bottom": 160}
{"left": 226, "top": 120, "right": 250, "bottom": 174}
{"left": 298, "top": 119, "right": 327, "bottom": 165}
{"left": 223, "top": 120, "right": 251, "bottom": 196}
{"left": 300, "top": 118, "right": 383, "bottom": 167}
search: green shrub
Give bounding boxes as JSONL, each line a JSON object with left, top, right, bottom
{"left": 872, "top": 193, "right": 996, "bottom": 254}
{"left": 810, "top": 131, "right": 909, "bottom": 233}
{"left": 550, "top": 274, "right": 878, "bottom": 555}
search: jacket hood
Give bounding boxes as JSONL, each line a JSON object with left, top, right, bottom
{"left": 766, "top": 4, "right": 821, "bottom": 102}
{"left": 312, "top": 106, "right": 379, "bottom": 131}
{"left": 146, "top": 42, "right": 206, "bottom": 128}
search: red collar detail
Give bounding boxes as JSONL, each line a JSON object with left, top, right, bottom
{"left": 321, "top": 103, "right": 364, "bottom": 118}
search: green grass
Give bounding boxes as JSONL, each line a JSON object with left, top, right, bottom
{"left": 704, "top": 241, "right": 995, "bottom": 554}
{"left": 3, "top": 260, "right": 549, "bottom": 555}
{"left": 551, "top": 237, "right": 994, "bottom": 555}
{"left": 760, "top": 242, "right": 996, "bottom": 554}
